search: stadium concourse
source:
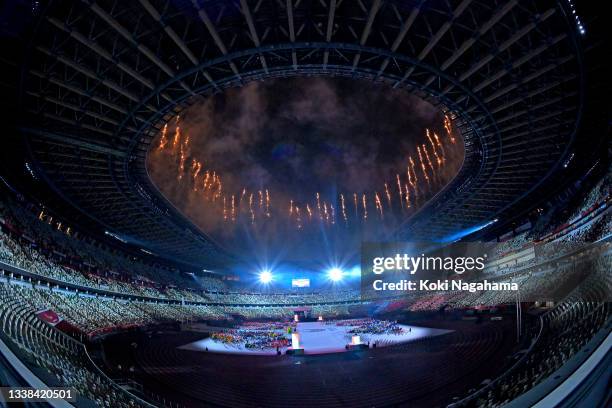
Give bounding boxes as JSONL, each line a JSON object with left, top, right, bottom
{"left": 0, "top": 1, "right": 610, "bottom": 408}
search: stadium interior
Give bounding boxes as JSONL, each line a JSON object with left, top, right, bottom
{"left": 0, "top": 1, "right": 610, "bottom": 407}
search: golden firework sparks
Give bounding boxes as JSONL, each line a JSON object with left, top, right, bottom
{"left": 409, "top": 156, "right": 418, "bottom": 187}
{"left": 362, "top": 194, "right": 368, "bottom": 220}
{"left": 289, "top": 199, "right": 294, "bottom": 217}
{"left": 375, "top": 192, "right": 383, "bottom": 219}
{"left": 192, "top": 161, "right": 202, "bottom": 191}
{"left": 258, "top": 190, "right": 263, "bottom": 209}
{"left": 426, "top": 129, "right": 443, "bottom": 167}
{"left": 444, "top": 114, "right": 456, "bottom": 144}
{"left": 433, "top": 132, "right": 446, "bottom": 160}
{"left": 316, "top": 192, "right": 322, "bottom": 220}
{"left": 223, "top": 196, "right": 227, "bottom": 221}
{"left": 215, "top": 175, "right": 223, "bottom": 201}
{"left": 211, "top": 174, "right": 218, "bottom": 200}
{"left": 406, "top": 165, "right": 413, "bottom": 189}
{"left": 178, "top": 144, "right": 186, "bottom": 180}
{"left": 340, "top": 193, "right": 348, "bottom": 223}
{"left": 417, "top": 146, "right": 430, "bottom": 183}
{"left": 396, "top": 174, "right": 404, "bottom": 209}
{"left": 249, "top": 193, "right": 255, "bottom": 224}
{"left": 172, "top": 125, "right": 181, "bottom": 150}
{"left": 404, "top": 184, "right": 411, "bottom": 208}
{"left": 210, "top": 171, "right": 216, "bottom": 189}
{"left": 265, "top": 189, "right": 271, "bottom": 217}
{"left": 306, "top": 204, "right": 313, "bottom": 220}
{"left": 231, "top": 194, "right": 236, "bottom": 221}
{"left": 202, "top": 171, "right": 210, "bottom": 192}
{"left": 384, "top": 183, "right": 392, "bottom": 207}
{"left": 158, "top": 123, "right": 168, "bottom": 150}
{"left": 239, "top": 188, "right": 246, "bottom": 208}
{"left": 323, "top": 202, "right": 329, "bottom": 223}
{"left": 422, "top": 144, "right": 435, "bottom": 174}
{"left": 353, "top": 193, "right": 359, "bottom": 217}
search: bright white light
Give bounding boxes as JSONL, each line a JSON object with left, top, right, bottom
{"left": 259, "top": 270, "right": 273, "bottom": 284}
{"left": 328, "top": 268, "right": 344, "bottom": 282}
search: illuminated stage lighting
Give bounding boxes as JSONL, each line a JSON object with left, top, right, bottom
{"left": 259, "top": 270, "right": 273, "bottom": 284}
{"left": 328, "top": 268, "right": 344, "bottom": 282}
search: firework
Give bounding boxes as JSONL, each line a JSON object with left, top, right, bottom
{"left": 444, "top": 114, "right": 456, "bottom": 143}
{"left": 249, "top": 193, "right": 255, "bottom": 224}
{"left": 178, "top": 144, "right": 186, "bottom": 180}
{"left": 323, "top": 202, "right": 329, "bottom": 223}
{"left": 209, "top": 171, "right": 216, "bottom": 191}
{"left": 239, "top": 188, "right": 246, "bottom": 208}
{"left": 362, "top": 194, "right": 368, "bottom": 220}
{"left": 258, "top": 190, "right": 263, "bottom": 209}
{"left": 231, "top": 195, "right": 236, "bottom": 221}
{"left": 417, "top": 146, "right": 430, "bottom": 183}
{"left": 408, "top": 157, "right": 418, "bottom": 187}
{"left": 192, "top": 161, "right": 202, "bottom": 190}
{"left": 340, "top": 193, "right": 348, "bottom": 223}
{"left": 295, "top": 206, "right": 302, "bottom": 229}
{"left": 172, "top": 125, "right": 181, "bottom": 150}
{"left": 214, "top": 174, "right": 222, "bottom": 201}
{"left": 433, "top": 132, "right": 446, "bottom": 159}
{"left": 396, "top": 174, "right": 404, "bottom": 209}
{"left": 422, "top": 144, "right": 435, "bottom": 174}
{"left": 404, "top": 184, "right": 411, "bottom": 208}
{"left": 265, "top": 189, "right": 271, "bottom": 217}
{"left": 158, "top": 123, "right": 168, "bottom": 150}
{"left": 353, "top": 193, "right": 359, "bottom": 217}
{"left": 289, "top": 199, "right": 294, "bottom": 217}
{"left": 223, "top": 196, "right": 227, "bottom": 221}
{"left": 406, "top": 160, "right": 418, "bottom": 199}
{"left": 316, "top": 192, "right": 322, "bottom": 220}
{"left": 203, "top": 171, "right": 211, "bottom": 192}
{"left": 375, "top": 192, "right": 383, "bottom": 219}
{"left": 306, "top": 204, "right": 313, "bottom": 220}
{"left": 384, "top": 183, "right": 392, "bottom": 208}
{"left": 426, "top": 129, "right": 443, "bottom": 167}
{"left": 330, "top": 204, "right": 336, "bottom": 225}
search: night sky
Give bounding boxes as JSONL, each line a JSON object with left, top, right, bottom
{"left": 147, "top": 77, "right": 464, "bottom": 268}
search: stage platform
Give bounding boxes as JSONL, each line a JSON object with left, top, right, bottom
{"left": 179, "top": 321, "right": 452, "bottom": 356}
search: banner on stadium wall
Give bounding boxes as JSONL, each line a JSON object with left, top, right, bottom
{"left": 36, "top": 309, "right": 63, "bottom": 326}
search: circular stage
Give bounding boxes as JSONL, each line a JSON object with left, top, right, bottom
{"left": 179, "top": 320, "right": 452, "bottom": 356}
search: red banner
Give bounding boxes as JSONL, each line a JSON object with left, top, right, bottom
{"left": 36, "top": 309, "right": 63, "bottom": 326}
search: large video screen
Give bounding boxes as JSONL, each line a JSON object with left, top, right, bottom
{"left": 291, "top": 278, "right": 310, "bottom": 288}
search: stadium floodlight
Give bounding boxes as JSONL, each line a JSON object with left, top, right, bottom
{"left": 328, "top": 267, "right": 344, "bottom": 282}
{"left": 259, "top": 270, "right": 273, "bottom": 284}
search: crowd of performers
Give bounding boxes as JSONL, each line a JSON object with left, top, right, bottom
{"left": 211, "top": 327, "right": 290, "bottom": 350}
{"left": 334, "top": 318, "right": 404, "bottom": 335}
{"left": 239, "top": 321, "right": 297, "bottom": 331}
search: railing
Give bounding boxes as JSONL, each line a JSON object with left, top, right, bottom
{"left": 447, "top": 314, "right": 545, "bottom": 408}
{"left": 446, "top": 268, "right": 610, "bottom": 407}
